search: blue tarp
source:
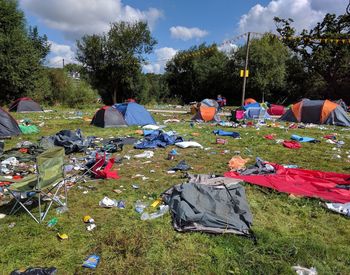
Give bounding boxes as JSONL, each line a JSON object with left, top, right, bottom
{"left": 213, "top": 129, "right": 240, "bottom": 138}
{"left": 134, "top": 130, "right": 184, "bottom": 149}
{"left": 113, "top": 103, "right": 156, "bottom": 126}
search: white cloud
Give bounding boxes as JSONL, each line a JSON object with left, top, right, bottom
{"left": 238, "top": 0, "right": 347, "bottom": 34}
{"left": 218, "top": 42, "right": 238, "bottom": 55}
{"left": 46, "top": 41, "right": 75, "bottom": 67}
{"left": 20, "top": 0, "right": 163, "bottom": 41}
{"left": 170, "top": 26, "right": 208, "bottom": 41}
{"left": 143, "top": 47, "right": 177, "bottom": 74}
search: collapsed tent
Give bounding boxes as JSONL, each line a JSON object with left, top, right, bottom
{"left": 0, "top": 107, "right": 21, "bottom": 137}
{"left": 334, "top": 99, "right": 348, "bottom": 112}
{"left": 191, "top": 99, "right": 220, "bottom": 122}
{"left": 9, "top": 98, "right": 43, "bottom": 112}
{"left": 114, "top": 103, "right": 156, "bottom": 126}
{"left": 280, "top": 99, "right": 350, "bottom": 126}
{"left": 267, "top": 104, "right": 285, "bottom": 116}
{"left": 91, "top": 106, "right": 127, "bottom": 128}
{"left": 244, "top": 98, "right": 257, "bottom": 106}
{"left": 225, "top": 162, "right": 350, "bottom": 203}
{"left": 40, "top": 129, "right": 93, "bottom": 154}
{"left": 162, "top": 174, "right": 253, "bottom": 236}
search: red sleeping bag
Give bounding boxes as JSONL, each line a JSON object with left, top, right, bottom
{"left": 267, "top": 104, "right": 285, "bottom": 116}
{"left": 224, "top": 163, "right": 350, "bottom": 203}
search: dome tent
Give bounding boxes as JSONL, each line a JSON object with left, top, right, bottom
{"left": 280, "top": 99, "right": 350, "bottom": 126}
{"left": 191, "top": 99, "right": 220, "bottom": 122}
{"left": 113, "top": 103, "right": 156, "bottom": 126}
{"left": 0, "top": 107, "right": 21, "bottom": 137}
{"left": 9, "top": 98, "right": 43, "bottom": 112}
{"left": 91, "top": 106, "right": 127, "bottom": 128}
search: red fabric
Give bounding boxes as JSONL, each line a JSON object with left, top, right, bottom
{"left": 224, "top": 163, "right": 350, "bottom": 203}
{"left": 283, "top": 140, "right": 301, "bottom": 149}
{"left": 324, "top": 134, "right": 336, "bottom": 140}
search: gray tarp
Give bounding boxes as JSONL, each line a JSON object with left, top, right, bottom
{"left": 163, "top": 174, "right": 253, "bottom": 236}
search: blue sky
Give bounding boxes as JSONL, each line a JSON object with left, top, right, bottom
{"left": 19, "top": 0, "right": 346, "bottom": 72}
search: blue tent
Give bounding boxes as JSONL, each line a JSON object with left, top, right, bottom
{"left": 113, "top": 103, "right": 156, "bottom": 126}
{"left": 243, "top": 102, "right": 260, "bottom": 110}
{"left": 245, "top": 107, "right": 271, "bottom": 120}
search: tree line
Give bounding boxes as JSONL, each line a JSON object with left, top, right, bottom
{"left": 1, "top": 0, "right": 349, "bottom": 107}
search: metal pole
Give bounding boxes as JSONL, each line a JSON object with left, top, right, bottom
{"left": 241, "top": 32, "right": 251, "bottom": 106}
{"left": 62, "top": 58, "right": 65, "bottom": 68}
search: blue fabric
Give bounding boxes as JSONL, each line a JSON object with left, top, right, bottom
{"left": 135, "top": 130, "right": 184, "bottom": 149}
{"left": 114, "top": 103, "right": 156, "bottom": 126}
{"left": 213, "top": 129, "right": 240, "bottom": 138}
{"left": 291, "top": 135, "right": 315, "bottom": 143}
{"left": 244, "top": 102, "right": 260, "bottom": 110}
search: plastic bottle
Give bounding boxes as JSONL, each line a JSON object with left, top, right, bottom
{"left": 56, "top": 206, "right": 68, "bottom": 214}
{"left": 141, "top": 205, "right": 169, "bottom": 220}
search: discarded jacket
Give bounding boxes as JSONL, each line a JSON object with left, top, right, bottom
{"left": 213, "top": 129, "right": 240, "bottom": 138}
{"left": 225, "top": 163, "right": 350, "bottom": 203}
{"left": 162, "top": 174, "right": 254, "bottom": 236}
{"left": 282, "top": 140, "right": 301, "bottom": 149}
{"left": 40, "top": 129, "right": 93, "bottom": 154}
{"left": 134, "top": 130, "right": 183, "bottom": 149}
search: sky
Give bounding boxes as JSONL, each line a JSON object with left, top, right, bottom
{"left": 19, "top": 0, "right": 347, "bottom": 73}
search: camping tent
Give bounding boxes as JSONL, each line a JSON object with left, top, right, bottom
{"left": 267, "top": 104, "right": 285, "bottom": 116}
{"left": 9, "top": 98, "right": 43, "bottom": 112}
{"left": 0, "top": 107, "right": 21, "bottom": 137}
{"left": 244, "top": 98, "right": 257, "bottom": 106}
{"left": 334, "top": 99, "right": 348, "bottom": 112}
{"left": 113, "top": 103, "right": 156, "bottom": 126}
{"left": 280, "top": 99, "right": 350, "bottom": 126}
{"left": 91, "top": 106, "right": 127, "bottom": 128}
{"left": 191, "top": 99, "right": 220, "bottom": 122}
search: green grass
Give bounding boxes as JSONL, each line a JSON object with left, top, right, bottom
{"left": 1, "top": 107, "right": 350, "bottom": 274}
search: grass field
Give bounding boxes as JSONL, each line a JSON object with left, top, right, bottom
{"left": 0, "top": 107, "right": 350, "bottom": 274}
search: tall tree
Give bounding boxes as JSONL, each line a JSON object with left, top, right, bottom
{"left": 230, "top": 34, "right": 290, "bottom": 102}
{"left": 0, "top": 0, "right": 50, "bottom": 103}
{"left": 76, "top": 21, "right": 157, "bottom": 104}
{"left": 274, "top": 13, "right": 350, "bottom": 102}
{"left": 165, "top": 44, "right": 232, "bottom": 103}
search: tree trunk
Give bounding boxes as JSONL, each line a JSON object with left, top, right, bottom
{"left": 113, "top": 86, "right": 117, "bottom": 104}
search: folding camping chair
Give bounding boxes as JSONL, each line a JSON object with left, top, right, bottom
{"left": 4, "top": 147, "right": 67, "bottom": 223}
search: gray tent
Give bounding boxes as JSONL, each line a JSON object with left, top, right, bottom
{"left": 0, "top": 107, "right": 21, "bottom": 137}
{"left": 280, "top": 99, "right": 350, "bottom": 126}
{"left": 91, "top": 106, "right": 127, "bottom": 128}
{"left": 162, "top": 174, "right": 253, "bottom": 237}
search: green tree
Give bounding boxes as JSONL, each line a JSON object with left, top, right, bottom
{"left": 165, "top": 44, "right": 232, "bottom": 103}
{"left": 0, "top": 0, "right": 50, "bottom": 103}
{"left": 76, "top": 21, "right": 157, "bottom": 104}
{"left": 274, "top": 13, "right": 350, "bottom": 102}
{"left": 230, "top": 34, "right": 290, "bottom": 102}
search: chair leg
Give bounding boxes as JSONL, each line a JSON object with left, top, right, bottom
{"left": 7, "top": 190, "right": 40, "bottom": 223}
{"left": 38, "top": 192, "right": 42, "bottom": 223}
{"left": 64, "top": 180, "right": 68, "bottom": 207}
{"left": 41, "top": 182, "right": 63, "bottom": 221}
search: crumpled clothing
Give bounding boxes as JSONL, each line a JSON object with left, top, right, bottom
{"left": 213, "top": 129, "right": 240, "bottom": 138}
{"left": 10, "top": 267, "right": 57, "bottom": 275}
{"left": 283, "top": 140, "right": 301, "bottom": 149}
{"left": 239, "top": 157, "right": 275, "bottom": 175}
{"left": 228, "top": 156, "right": 250, "bottom": 171}
{"left": 134, "top": 130, "right": 183, "bottom": 149}
{"left": 40, "top": 129, "right": 94, "bottom": 154}
{"left": 264, "top": 134, "right": 275, "bottom": 140}
{"left": 169, "top": 160, "right": 191, "bottom": 171}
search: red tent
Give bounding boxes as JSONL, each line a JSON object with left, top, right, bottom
{"left": 267, "top": 104, "right": 285, "bottom": 116}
